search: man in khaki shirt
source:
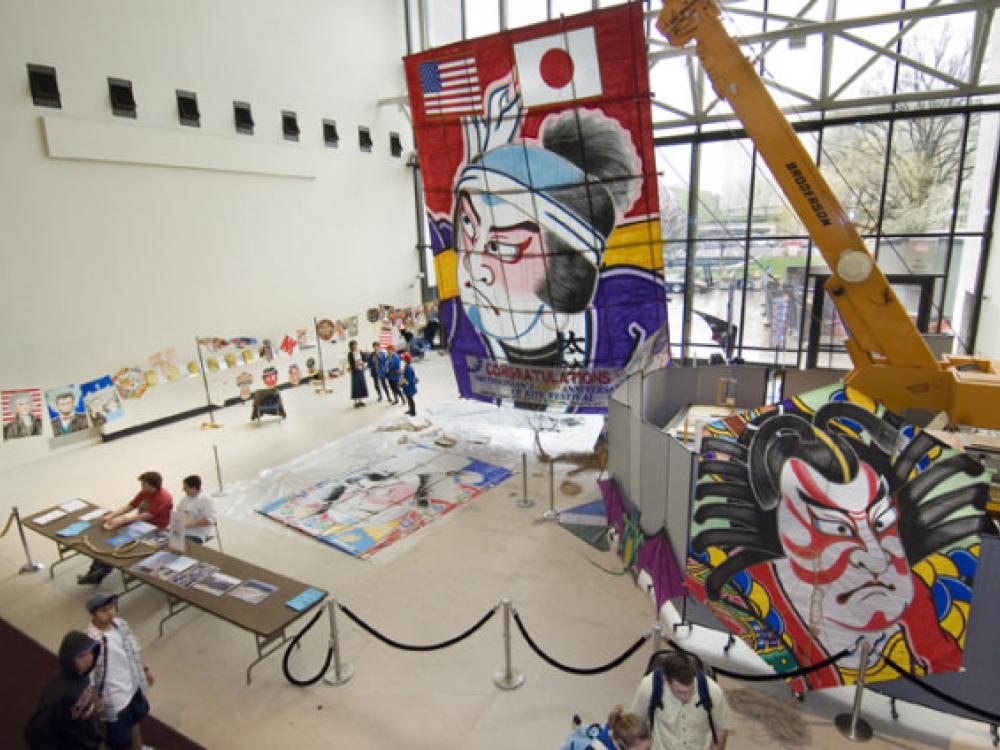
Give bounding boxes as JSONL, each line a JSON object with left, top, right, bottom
{"left": 630, "top": 651, "right": 731, "bottom": 750}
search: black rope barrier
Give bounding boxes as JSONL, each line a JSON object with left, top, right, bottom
{"left": 668, "top": 638, "right": 850, "bottom": 682}
{"left": 282, "top": 605, "right": 333, "bottom": 687}
{"left": 338, "top": 603, "right": 498, "bottom": 652}
{"left": 883, "top": 655, "right": 1000, "bottom": 724}
{"left": 513, "top": 610, "right": 650, "bottom": 676}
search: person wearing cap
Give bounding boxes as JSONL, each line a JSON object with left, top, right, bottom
{"left": 78, "top": 471, "right": 173, "bottom": 585}
{"left": 24, "top": 630, "right": 104, "bottom": 749}
{"left": 85, "top": 592, "right": 154, "bottom": 750}
{"left": 400, "top": 352, "right": 418, "bottom": 417}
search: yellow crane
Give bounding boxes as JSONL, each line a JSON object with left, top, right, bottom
{"left": 656, "top": 0, "right": 1000, "bottom": 429}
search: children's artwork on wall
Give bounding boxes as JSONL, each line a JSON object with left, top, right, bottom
{"left": 2, "top": 388, "right": 44, "bottom": 440}
{"left": 242, "top": 349, "right": 255, "bottom": 365}
{"left": 259, "top": 339, "right": 275, "bottom": 362}
{"left": 688, "top": 384, "right": 990, "bottom": 692}
{"left": 80, "top": 375, "right": 124, "bottom": 427}
{"left": 316, "top": 319, "right": 335, "bottom": 342}
{"left": 113, "top": 367, "right": 148, "bottom": 399}
{"left": 44, "top": 385, "right": 90, "bottom": 437}
{"left": 235, "top": 372, "right": 254, "bottom": 401}
{"left": 186, "top": 361, "right": 200, "bottom": 377}
{"left": 149, "top": 348, "right": 178, "bottom": 379}
{"left": 144, "top": 369, "right": 160, "bottom": 387}
{"left": 289, "top": 364, "right": 303, "bottom": 385}
{"left": 306, "top": 358, "right": 318, "bottom": 378}
{"left": 404, "top": 3, "right": 664, "bottom": 412}
{"left": 279, "top": 335, "right": 297, "bottom": 356}
{"left": 347, "top": 316, "right": 359, "bottom": 337}
{"left": 262, "top": 367, "right": 279, "bottom": 388}
{"left": 162, "top": 364, "right": 182, "bottom": 382}
{"left": 224, "top": 353, "right": 238, "bottom": 369}
{"left": 205, "top": 357, "right": 220, "bottom": 373}
{"left": 296, "top": 328, "right": 311, "bottom": 348}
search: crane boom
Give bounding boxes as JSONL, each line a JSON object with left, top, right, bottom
{"left": 657, "top": 0, "right": 1000, "bottom": 428}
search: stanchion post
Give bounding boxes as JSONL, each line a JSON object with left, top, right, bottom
{"left": 541, "top": 460, "right": 558, "bottom": 521}
{"left": 492, "top": 598, "right": 525, "bottom": 690}
{"left": 323, "top": 599, "right": 354, "bottom": 686}
{"left": 835, "top": 641, "right": 874, "bottom": 741}
{"left": 211, "top": 444, "right": 228, "bottom": 497}
{"left": 13, "top": 507, "right": 44, "bottom": 574}
{"left": 517, "top": 453, "right": 535, "bottom": 509}
{"left": 195, "top": 337, "right": 222, "bottom": 429}
{"left": 651, "top": 622, "right": 664, "bottom": 654}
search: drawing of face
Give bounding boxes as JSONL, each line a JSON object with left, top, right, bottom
{"left": 56, "top": 394, "right": 76, "bottom": 418}
{"left": 772, "top": 458, "right": 913, "bottom": 636}
{"left": 15, "top": 396, "right": 32, "bottom": 417}
{"left": 455, "top": 190, "right": 554, "bottom": 345}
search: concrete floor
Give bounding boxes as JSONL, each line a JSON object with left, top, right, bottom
{"left": 0, "top": 353, "right": 995, "bottom": 749}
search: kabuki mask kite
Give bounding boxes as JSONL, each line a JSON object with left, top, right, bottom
{"left": 688, "top": 386, "right": 990, "bottom": 690}
{"left": 405, "top": 4, "right": 666, "bottom": 411}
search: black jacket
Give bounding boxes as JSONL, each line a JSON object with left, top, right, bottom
{"left": 24, "top": 631, "right": 104, "bottom": 750}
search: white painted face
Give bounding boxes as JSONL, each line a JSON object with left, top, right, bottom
{"left": 773, "top": 457, "right": 914, "bottom": 635}
{"left": 455, "top": 191, "right": 560, "bottom": 346}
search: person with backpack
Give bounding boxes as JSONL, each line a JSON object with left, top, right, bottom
{"left": 630, "top": 650, "right": 731, "bottom": 750}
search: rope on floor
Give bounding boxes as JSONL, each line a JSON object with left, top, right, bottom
{"left": 282, "top": 606, "right": 333, "bottom": 687}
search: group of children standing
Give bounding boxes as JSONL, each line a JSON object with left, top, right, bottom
{"left": 347, "top": 340, "right": 418, "bottom": 416}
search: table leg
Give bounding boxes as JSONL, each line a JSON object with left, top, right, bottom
{"left": 158, "top": 594, "right": 194, "bottom": 638}
{"left": 48, "top": 542, "right": 82, "bottom": 579}
{"left": 246, "top": 628, "right": 292, "bottom": 686}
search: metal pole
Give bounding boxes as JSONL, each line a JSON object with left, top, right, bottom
{"left": 211, "top": 444, "right": 228, "bottom": 497}
{"left": 492, "top": 598, "right": 525, "bottom": 690}
{"left": 541, "top": 460, "right": 558, "bottom": 520}
{"left": 323, "top": 599, "right": 354, "bottom": 686}
{"left": 651, "top": 622, "right": 664, "bottom": 654}
{"left": 13, "top": 507, "right": 44, "bottom": 574}
{"left": 517, "top": 453, "right": 535, "bottom": 509}
{"left": 835, "top": 641, "right": 874, "bottom": 741}
{"left": 195, "top": 337, "right": 221, "bottom": 429}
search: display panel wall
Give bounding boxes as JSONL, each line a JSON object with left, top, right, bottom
{"left": 0, "top": 0, "right": 419, "bottom": 470}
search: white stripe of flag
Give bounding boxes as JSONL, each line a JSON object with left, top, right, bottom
{"left": 419, "top": 56, "right": 483, "bottom": 117}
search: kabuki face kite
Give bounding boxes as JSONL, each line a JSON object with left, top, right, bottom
{"left": 404, "top": 3, "right": 666, "bottom": 411}
{"left": 688, "top": 387, "right": 989, "bottom": 689}
{"left": 453, "top": 85, "right": 639, "bottom": 365}
{"left": 772, "top": 454, "right": 914, "bottom": 652}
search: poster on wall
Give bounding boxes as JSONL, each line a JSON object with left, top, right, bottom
{"left": 404, "top": 3, "right": 665, "bottom": 412}
{"left": 44, "top": 386, "right": 90, "bottom": 437}
{"left": 688, "top": 384, "right": 990, "bottom": 691}
{"left": 2, "top": 388, "right": 44, "bottom": 440}
{"left": 80, "top": 375, "right": 125, "bottom": 427}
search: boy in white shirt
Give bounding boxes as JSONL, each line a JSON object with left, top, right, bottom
{"left": 176, "top": 474, "right": 217, "bottom": 544}
{"left": 85, "top": 593, "right": 153, "bottom": 750}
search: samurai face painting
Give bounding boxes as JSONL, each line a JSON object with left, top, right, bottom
{"left": 452, "top": 81, "right": 640, "bottom": 367}
{"left": 690, "top": 395, "right": 989, "bottom": 686}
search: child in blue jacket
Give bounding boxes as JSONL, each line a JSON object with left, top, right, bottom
{"left": 400, "top": 352, "right": 418, "bottom": 416}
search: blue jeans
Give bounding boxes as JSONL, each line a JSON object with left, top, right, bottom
{"left": 104, "top": 689, "right": 149, "bottom": 750}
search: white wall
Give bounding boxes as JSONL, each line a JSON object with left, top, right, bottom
{"left": 0, "top": 0, "right": 422, "bottom": 469}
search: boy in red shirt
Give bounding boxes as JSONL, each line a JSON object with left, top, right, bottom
{"left": 78, "top": 471, "right": 173, "bottom": 585}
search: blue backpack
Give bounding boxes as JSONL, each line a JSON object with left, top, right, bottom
{"left": 646, "top": 652, "right": 717, "bottom": 745}
{"left": 558, "top": 717, "right": 601, "bottom": 750}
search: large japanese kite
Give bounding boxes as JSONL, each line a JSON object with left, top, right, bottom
{"left": 689, "top": 385, "right": 990, "bottom": 690}
{"left": 404, "top": 3, "right": 665, "bottom": 411}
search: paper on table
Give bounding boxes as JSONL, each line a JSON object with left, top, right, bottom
{"left": 60, "top": 499, "right": 88, "bottom": 513}
{"left": 34, "top": 510, "right": 67, "bottom": 525}
{"left": 79, "top": 509, "right": 107, "bottom": 522}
